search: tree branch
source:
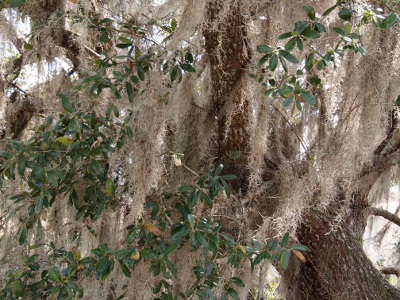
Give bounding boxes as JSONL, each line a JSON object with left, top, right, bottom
{"left": 360, "top": 149, "right": 400, "bottom": 177}
{"left": 367, "top": 207, "right": 400, "bottom": 227}
{"left": 381, "top": 267, "right": 400, "bottom": 278}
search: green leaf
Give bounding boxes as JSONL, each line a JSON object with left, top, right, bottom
{"left": 333, "top": 27, "right": 345, "bottom": 36}
{"left": 125, "top": 82, "right": 134, "bottom": 103}
{"left": 214, "top": 164, "right": 223, "bottom": 176}
{"left": 79, "top": 257, "right": 97, "bottom": 265}
{"left": 115, "top": 249, "right": 130, "bottom": 260}
{"left": 118, "top": 260, "right": 131, "bottom": 278}
{"left": 23, "top": 43, "right": 33, "bottom": 50}
{"left": 161, "top": 244, "right": 179, "bottom": 257}
{"left": 315, "top": 22, "right": 326, "bottom": 33}
{"left": 280, "top": 249, "right": 291, "bottom": 269}
{"left": 300, "top": 90, "right": 315, "bottom": 105}
{"left": 198, "top": 190, "right": 213, "bottom": 208}
{"left": 48, "top": 267, "right": 63, "bottom": 283}
{"left": 221, "top": 178, "right": 231, "bottom": 198}
{"left": 126, "top": 126, "right": 134, "bottom": 138}
{"left": 381, "top": 13, "right": 400, "bottom": 29}
{"left": 296, "top": 99, "right": 302, "bottom": 111}
{"left": 258, "top": 54, "right": 271, "bottom": 66}
{"left": 137, "top": 65, "right": 145, "bottom": 81}
{"left": 35, "top": 195, "right": 43, "bottom": 214}
{"left": 303, "top": 6, "right": 316, "bottom": 20}
{"left": 221, "top": 174, "right": 237, "bottom": 181}
{"left": 277, "top": 32, "right": 293, "bottom": 40}
{"left": 171, "top": 65, "right": 179, "bottom": 82}
{"left": 95, "top": 257, "right": 108, "bottom": 279}
{"left": 59, "top": 94, "right": 73, "bottom": 113}
{"left": 279, "top": 50, "right": 299, "bottom": 63}
{"left": 284, "top": 38, "right": 296, "bottom": 51}
{"left": 302, "top": 29, "right": 320, "bottom": 39}
{"left": 323, "top": 5, "right": 337, "bottom": 17}
{"left": 279, "top": 54, "right": 288, "bottom": 72}
{"left": 10, "top": 140, "right": 24, "bottom": 152}
{"left": 339, "top": 7, "right": 352, "bottom": 20}
{"left": 281, "top": 232, "right": 290, "bottom": 247}
{"left": 76, "top": 205, "right": 87, "bottom": 220}
{"left": 180, "top": 64, "right": 196, "bottom": 72}
{"left": 100, "top": 32, "right": 109, "bottom": 42}
{"left": 88, "top": 160, "right": 104, "bottom": 176}
{"left": 296, "top": 37, "right": 303, "bottom": 51}
{"left": 112, "top": 104, "right": 119, "bottom": 117}
{"left": 18, "top": 156, "right": 26, "bottom": 176}
{"left": 9, "top": 0, "right": 25, "bottom": 7}
{"left": 68, "top": 117, "right": 79, "bottom": 132}
{"left": 310, "top": 76, "right": 321, "bottom": 87}
{"left": 291, "top": 244, "right": 310, "bottom": 251}
{"left": 396, "top": 95, "right": 400, "bottom": 107}
{"left": 118, "top": 36, "right": 132, "bottom": 44}
{"left": 269, "top": 54, "right": 278, "bottom": 71}
{"left": 254, "top": 250, "right": 270, "bottom": 265}
{"left": 171, "top": 18, "right": 177, "bottom": 30}
{"left": 344, "top": 23, "right": 352, "bottom": 35}
{"left": 127, "top": 227, "right": 139, "bottom": 244}
{"left": 185, "top": 52, "right": 194, "bottom": 63}
{"left": 171, "top": 225, "right": 191, "bottom": 244}
{"left": 226, "top": 288, "right": 240, "bottom": 300}
{"left": 283, "top": 96, "right": 294, "bottom": 108}
{"left": 19, "top": 225, "right": 28, "bottom": 245}
{"left": 130, "top": 75, "right": 139, "bottom": 83}
{"left": 281, "top": 84, "right": 294, "bottom": 97}
{"left": 294, "top": 20, "right": 309, "bottom": 33}
{"left": 230, "top": 277, "right": 245, "bottom": 287}
{"left": 256, "top": 44, "right": 274, "bottom": 53}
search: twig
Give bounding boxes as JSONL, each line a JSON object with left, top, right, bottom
{"left": 181, "top": 164, "right": 199, "bottom": 177}
{"left": 272, "top": 104, "right": 311, "bottom": 161}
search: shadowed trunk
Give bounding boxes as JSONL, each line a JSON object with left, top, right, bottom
{"left": 204, "top": 0, "right": 250, "bottom": 191}
{"left": 286, "top": 208, "right": 400, "bottom": 299}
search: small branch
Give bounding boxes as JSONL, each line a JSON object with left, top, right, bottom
{"left": 381, "top": 267, "right": 400, "bottom": 278}
{"left": 367, "top": 207, "right": 400, "bottom": 228}
{"left": 181, "top": 164, "right": 199, "bottom": 177}
{"left": 272, "top": 104, "right": 311, "bottom": 161}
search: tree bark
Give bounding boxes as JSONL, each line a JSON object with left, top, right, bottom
{"left": 368, "top": 207, "right": 400, "bottom": 227}
{"left": 285, "top": 208, "right": 400, "bottom": 300}
{"left": 204, "top": 0, "right": 250, "bottom": 191}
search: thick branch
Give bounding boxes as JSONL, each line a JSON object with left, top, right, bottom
{"left": 367, "top": 206, "right": 400, "bottom": 227}
{"left": 360, "top": 149, "right": 400, "bottom": 177}
{"left": 204, "top": 0, "right": 250, "bottom": 191}
{"left": 381, "top": 267, "right": 400, "bottom": 278}
{"left": 284, "top": 208, "right": 400, "bottom": 300}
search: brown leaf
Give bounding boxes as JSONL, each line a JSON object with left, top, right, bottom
{"left": 292, "top": 249, "right": 306, "bottom": 262}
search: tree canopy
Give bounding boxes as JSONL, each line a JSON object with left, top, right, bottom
{"left": 1, "top": 0, "right": 400, "bottom": 299}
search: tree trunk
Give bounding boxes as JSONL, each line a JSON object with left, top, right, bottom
{"left": 204, "top": 0, "right": 250, "bottom": 191}
{"left": 283, "top": 208, "right": 400, "bottom": 299}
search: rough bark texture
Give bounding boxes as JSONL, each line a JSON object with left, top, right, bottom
{"left": 204, "top": 0, "right": 250, "bottom": 191}
{"left": 289, "top": 208, "right": 400, "bottom": 300}
{"left": 368, "top": 207, "right": 400, "bottom": 228}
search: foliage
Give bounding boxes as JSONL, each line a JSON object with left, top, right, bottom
{"left": 1, "top": 0, "right": 400, "bottom": 299}
{"left": 251, "top": 2, "right": 400, "bottom": 110}
{"left": 0, "top": 141, "right": 308, "bottom": 299}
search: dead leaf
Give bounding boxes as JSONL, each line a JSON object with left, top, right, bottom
{"left": 143, "top": 223, "right": 162, "bottom": 236}
{"left": 292, "top": 249, "right": 306, "bottom": 262}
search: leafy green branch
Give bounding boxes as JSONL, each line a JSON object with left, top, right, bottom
{"left": 0, "top": 165, "right": 309, "bottom": 300}
{"left": 0, "top": 94, "right": 134, "bottom": 245}
{"left": 254, "top": 1, "right": 400, "bottom": 110}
